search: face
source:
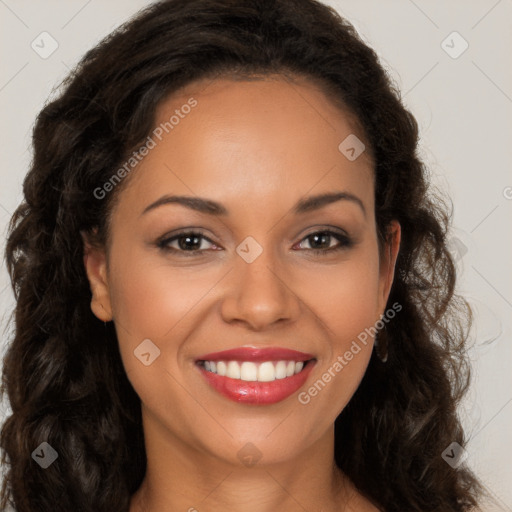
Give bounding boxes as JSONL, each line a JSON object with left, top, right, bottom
{"left": 83, "top": 75, "right": 400, "bottom": 468}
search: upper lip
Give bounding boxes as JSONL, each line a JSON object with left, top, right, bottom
{"left": 196, "top": 347, "right": 315, "bottom": 363}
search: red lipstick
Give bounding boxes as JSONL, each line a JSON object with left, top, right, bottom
{"left": 196, "top": 347, "right": 316, "bottom": 405}
{"left": 198, "top": 347, "right": 314, "bottom": 363}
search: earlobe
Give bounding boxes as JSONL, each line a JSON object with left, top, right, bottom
{"left": 80, "top": 230, "right": 113, "bottom": 322}
{"left": 378, "top": 220, "right": 401, "bottom": 312}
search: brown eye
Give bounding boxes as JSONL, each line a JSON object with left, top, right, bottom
{"left": 295, "top": 230, "right": 352, "bottom": 254}
{"left": 157, "top": 231, "right": 218, "bottom": 256}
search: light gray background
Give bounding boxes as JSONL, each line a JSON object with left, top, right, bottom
{"left": 1, "top": 0, "right": 511, "bottom": 509}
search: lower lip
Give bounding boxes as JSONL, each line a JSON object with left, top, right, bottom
{"left": 197, "top": 360, "right": 316, "bottom": 405}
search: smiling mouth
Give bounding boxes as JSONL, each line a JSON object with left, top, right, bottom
{"left": 197, "top": 359, "right": 314, "bottom": 382}
{"left": 194, "top": 346, "right": 317, "bottom": 404}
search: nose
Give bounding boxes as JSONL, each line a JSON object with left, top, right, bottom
{"left": 220, "top": 244, "right": 301, "bottom": 331}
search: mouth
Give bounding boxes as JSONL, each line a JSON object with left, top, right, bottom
{"left": 195, "top": 347, "right": 317, "bottom": 405}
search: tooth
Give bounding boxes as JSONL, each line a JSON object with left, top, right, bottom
{"left": 226, "top": 361, "right": 241, "bottom": 379}
{"left": 258, "top": 361, "right": 276, "bottom": 382}
{"left": 240, "top": 362, "right": 258, "bottom": 381}
{"left": 217, "top": 361, "right": 227, "bottom": 376}
{"left": 206, "top": 359, "right": 307, "bottom": 380}
{"left": 275, "top": 360, "right": 287, "bottom": 379}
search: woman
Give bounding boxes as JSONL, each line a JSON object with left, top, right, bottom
{"left": 0, "top": 0, "right": 490, "bottom": 510}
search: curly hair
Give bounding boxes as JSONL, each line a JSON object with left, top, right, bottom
{"left": 1, "top": 0, "right": 489, "bottom": 510}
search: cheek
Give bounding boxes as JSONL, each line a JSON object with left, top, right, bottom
{"left": 295, "top": 248, "right": 381, "bottom": 419}
{"left": 108, "top": 256, "right": 216, "bottom": 433}
{"left": 299, "top": 247, "right": 382, "bottom": 341}
{"left": 110, "top": 236, "right": 214, "bottom": 324}
{"left": 108, "top": 246, "right": 224, "bottom": 374}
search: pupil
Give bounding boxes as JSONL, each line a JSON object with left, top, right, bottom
{"left": 179, "top": 235, "right": 201, "bottom": 250}
{"left": 311, "top": 233, "right": 329, "bottom": 249}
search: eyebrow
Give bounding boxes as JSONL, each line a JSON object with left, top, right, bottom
{"left": 140, "top": 191, "right": 366, "bottom": 217}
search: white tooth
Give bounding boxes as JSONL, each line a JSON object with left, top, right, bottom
{"left": 210, "top": 360, "right": 304, "bottom": 380}
{"left": 258, "top": 361, "right": 276, "bottom": 382}
{"left": 226, "top": 361, "right": 241, "bottom": 379}
{"left": 217, "top": 361, "right": 227, "bottom": 376}
{"left": 275, "top": 360, "right": 287, "bottom": 379}
{"left": 240, "top": 362, "right": 258, "bottom": 381}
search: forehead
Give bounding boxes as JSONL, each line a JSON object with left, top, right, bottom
{"left": 114, "top": 75, "right": 374, "bottom": 217}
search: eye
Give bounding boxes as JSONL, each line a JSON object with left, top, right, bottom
{"left": 157, "top": 231, "right": 219, "bottom": 256}
{"left": 294, "top": 230, "right": 352, "bottom": 255}
{"left": 156, "top": 228, "right": 353, "bottom": 257}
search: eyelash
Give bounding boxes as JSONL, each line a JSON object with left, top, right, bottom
{"left": 156, "top": 229, "right": 353, "bottom": 257}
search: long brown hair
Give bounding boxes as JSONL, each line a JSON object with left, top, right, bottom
{"left": 1, "top": 0, "right": 487, "bottom": 510}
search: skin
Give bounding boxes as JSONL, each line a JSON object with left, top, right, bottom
{"left": 82, "top": 74, "right": 400, "bottom": 512}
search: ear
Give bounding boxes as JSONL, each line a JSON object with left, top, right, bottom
{"left": 377, "top": 220, "right": 401, "bottom": 314}
{"left": 80, "top": 229, "right": 113, "bottom": 322}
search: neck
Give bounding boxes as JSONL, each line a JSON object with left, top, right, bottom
{"left": 129, "top": 409, "right": 359, "bottom": 512}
